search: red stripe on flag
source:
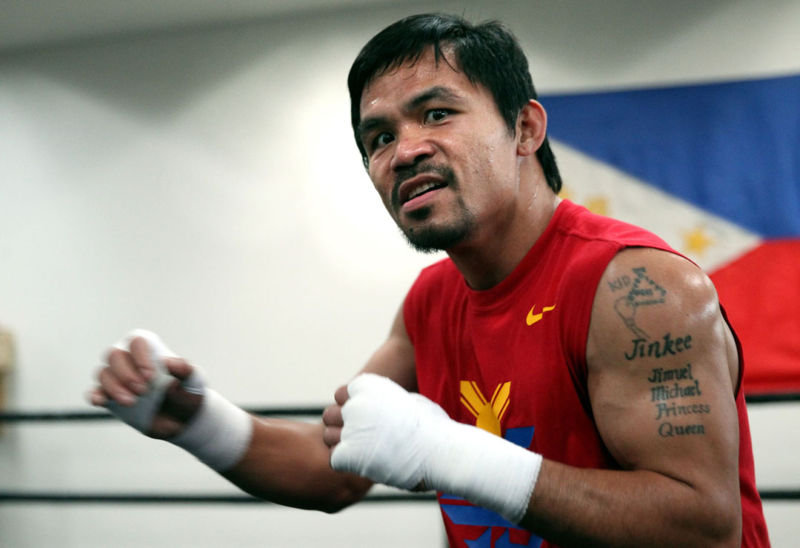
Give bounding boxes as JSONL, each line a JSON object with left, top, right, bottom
{"left": 711, "top": 240, "right": 800, "bottom": 394}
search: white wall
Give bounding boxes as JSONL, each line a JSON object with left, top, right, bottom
{"left": 1, "top": 1, "right": 798, "bottom": 546}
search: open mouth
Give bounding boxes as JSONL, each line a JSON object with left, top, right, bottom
{"left": 404, "top": 180, "right": 447, "bottom": 203}
{"left": 398, "top": 176, "right": 448, "bottom": 206}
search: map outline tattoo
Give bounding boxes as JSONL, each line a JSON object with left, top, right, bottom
{"left": 613, "top": 267, "right": 667, "bottom": 339}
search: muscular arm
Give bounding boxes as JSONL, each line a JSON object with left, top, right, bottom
{"left": 91, "top": 308, "right": 416, "bottom": 514}
{"left": 520, "top": 248, "right": 741, "bottom": 547}
{"left": 220, "top": 306, "right": 417, "bottom": 513}
{"left": 224, "top": 311, "right": 416, "bottom": 512}
{"left": 219, "top": 419, "right": 367, "bottom": 513}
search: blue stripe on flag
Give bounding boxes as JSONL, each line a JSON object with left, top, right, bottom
{"left": 542, "top": 74, "right": 800, "bottom": 237}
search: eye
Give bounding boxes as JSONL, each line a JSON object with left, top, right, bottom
{"left": 424, "top": 108, "right": 451, "bottom": 123}
{"left": 371, "top": 131, "right": 395, "bottom": 151}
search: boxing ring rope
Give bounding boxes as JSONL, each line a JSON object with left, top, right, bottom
{"left": 0, "top": 492, "right": 438, "bottom": 504}
{"left": 1, "top": 394, "right": 799, "bottom": 504}
{"left": 0, "top": 405, "right": 328, "bottom": 422}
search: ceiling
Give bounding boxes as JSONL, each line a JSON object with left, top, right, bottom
{"left": 0, "top": 0, "right": 398, "bottom": 54}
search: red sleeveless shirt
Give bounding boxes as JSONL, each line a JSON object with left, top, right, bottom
{"left": 404, "top": 200, "right": 769, "bottom": 547}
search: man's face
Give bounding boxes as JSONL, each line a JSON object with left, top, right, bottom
{"left": 358, "top": 49, "right": 522, "bottom": 253}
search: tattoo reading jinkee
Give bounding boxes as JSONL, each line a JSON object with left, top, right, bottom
{"left": 613, "top": 267, "right": 666, "bottom": 340}
{"left": 646, "top": 362, "right": 710, "bottom": 437}
{"left": 625, "top": 333, "right": 692, "bottom": 361}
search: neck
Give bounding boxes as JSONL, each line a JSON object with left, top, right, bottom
{"left": 448, "top": 192, "right": 560, "bottom": 291}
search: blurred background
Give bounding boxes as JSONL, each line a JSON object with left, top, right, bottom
{"left": 0, "top": 1, "right": 798, "bottom": 546}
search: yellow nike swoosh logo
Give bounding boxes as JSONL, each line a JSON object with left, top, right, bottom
{"left": 526, "top": 305, "right": 556, "bottom": 326}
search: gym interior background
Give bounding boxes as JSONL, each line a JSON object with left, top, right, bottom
{"left": 1, "top": 1, "right": 798, "bottom": 546}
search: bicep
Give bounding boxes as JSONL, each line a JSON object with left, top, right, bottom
{"left": 359, "top": 304, "right": 417, "bottom": 391}
{"left": 587, "top": 249, "right": 740, "bottom": 498}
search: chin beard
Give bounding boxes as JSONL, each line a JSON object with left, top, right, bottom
{"left": 400, "top": 208, "right": 475, "bottom": 253}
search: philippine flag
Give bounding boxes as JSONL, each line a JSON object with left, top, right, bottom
{"left": 541, "top": 74, "right": 800, "bottom": 395}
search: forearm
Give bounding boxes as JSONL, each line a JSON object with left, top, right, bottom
{"left": 223, "top": 416, "right": 372, "bottom": 513}
{"left": 522, "top": 459, "right": 741, "bottom": 548}
{"left": 330, "top": 376, "right": 740, "bottom": 546}
{"left": 94, "top": 331, "right": 372, "bottom": 512}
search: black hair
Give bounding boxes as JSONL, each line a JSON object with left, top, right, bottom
{"left": 348, "top": 13, "right": 562, "bottom": 193}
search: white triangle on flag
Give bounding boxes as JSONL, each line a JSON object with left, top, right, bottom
{"left": 551, "top": 141, "right": 762, "bottom": 272}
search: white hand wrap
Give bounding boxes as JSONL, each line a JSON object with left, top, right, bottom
{"left": 330, "top": 374, "right": 542, "bottom": 524}
{"left": 106, "top": 329, "right": 179, "bottom": 432}
{"left": 169, "top": 387, "right": 253, "bottom": 472}
{"left": 106, "top": 329, "right": 252, "bottom": 472}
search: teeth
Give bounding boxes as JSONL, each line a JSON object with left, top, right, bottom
{"left": 407, "top": 181, "right": 441, "bottom": 201}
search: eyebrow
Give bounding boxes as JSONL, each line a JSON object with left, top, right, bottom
{"left": 406, "top": 85, "right": 464, "bottom": 111}
{"left": 358, "top": 85, "right": 465, "bottom": 138}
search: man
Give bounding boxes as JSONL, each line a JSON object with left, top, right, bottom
{"left": 90, "top": 13, "right": 770, "bottom": 547}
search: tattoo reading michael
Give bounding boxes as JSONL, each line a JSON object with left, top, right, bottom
{"left": 613, "top": 267, "right": 666, "bottom": 339}
{"left": 648, "top": 362, "right": 710, "bottom": 438}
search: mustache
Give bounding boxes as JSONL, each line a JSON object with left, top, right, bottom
{"left": 391, "top": 163, "right": 456, "bottom": 209}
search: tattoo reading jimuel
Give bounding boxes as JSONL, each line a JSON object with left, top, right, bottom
{"left": 613, "top": 267, "right": 666, "bottom": 339}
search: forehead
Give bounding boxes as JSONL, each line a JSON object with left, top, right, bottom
{"left": 360, "top": 48, "right": 480, "bottom": 116}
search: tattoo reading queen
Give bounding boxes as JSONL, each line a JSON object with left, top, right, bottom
{"left": 648, "top": 362, "right": 710, "bottom": 437}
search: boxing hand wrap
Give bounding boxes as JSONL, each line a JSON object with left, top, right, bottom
{"left": 106, "top": 329, "right": 180, "bottom": 432}
{"left": 330, "top": 374, "right": 542, "bottom": 524}
{"left": 106, "top": 329, "right": 252, "bottom": 472}
{"left": 169, "top": 387, "right": 253, "bottom": 472}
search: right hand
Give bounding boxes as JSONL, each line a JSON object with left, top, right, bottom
{"left": 328, "top": 374, "right": 448, "bottom": 490}
{"left": 89, "top": 331, "right": 203, "bottom": 439}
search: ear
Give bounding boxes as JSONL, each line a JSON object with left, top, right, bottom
{"left": 516, "top": 100, "right": 547, "bottom": 157}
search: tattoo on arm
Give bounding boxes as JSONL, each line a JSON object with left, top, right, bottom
{"left": 633, "top": 348, "right": 712, "bottom": 437}
{"left": 623, "top": 328, "right": 711, "bottom": 438}
{"left": 625, "top": 333, "right": 692, "bottom": 361}
{"left": 609, "top": 270, "right": 710, "bottom": 438}
{"left": 650, "top": 363, "right": 711, "bottom": 437}
{"left": 611, "top": 267, "right": 666, "bottom": 339}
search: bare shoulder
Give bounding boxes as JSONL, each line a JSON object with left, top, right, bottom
{"left": 588, "top": 248, "right": 736, "bottom": 382}
{"left": 586, "top": 247, "right": 740, "bottom": 479}
{"left": 592, "top": 248, "right": 720, "bottom": 343}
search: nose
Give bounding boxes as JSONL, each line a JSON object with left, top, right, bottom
{"left": 389, "top": 126, "right": 435, "bottom": 172}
